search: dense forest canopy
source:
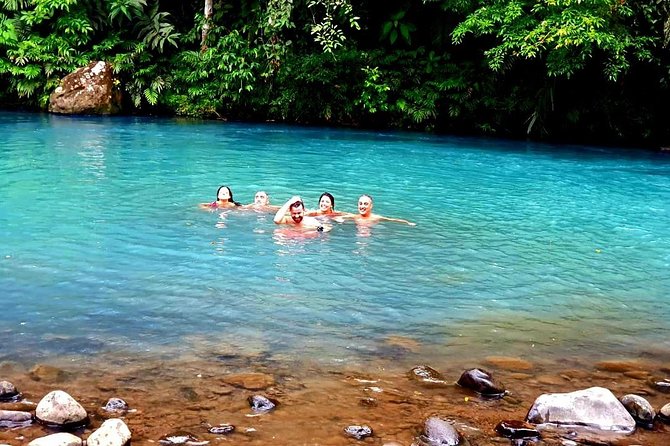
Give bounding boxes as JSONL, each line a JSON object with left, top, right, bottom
{"left": 0, "top": 0, "right": 668, "bottom": 146}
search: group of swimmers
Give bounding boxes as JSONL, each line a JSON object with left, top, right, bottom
{"left": 199, "top": 186, "right": 416, "bottom": 232}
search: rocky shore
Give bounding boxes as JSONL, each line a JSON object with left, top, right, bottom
{"left": 1, "top": 352, "right": 670, "bottom": 446}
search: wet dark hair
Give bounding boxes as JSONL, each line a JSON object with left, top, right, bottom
{"left": 216, "top": 185, "right": 241, "bottom": 206}
{"left": 290, "top": 200, "right": 304, "bottom": 210}
{"left": 319, "top": 192, "right": 335, "bottom": 210}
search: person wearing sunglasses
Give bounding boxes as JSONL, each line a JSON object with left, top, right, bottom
{"left": 274, "top": 196, "right": 331, "bottom": 232}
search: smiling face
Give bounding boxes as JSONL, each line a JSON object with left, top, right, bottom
{"left": 254, "top": 191, "right": 269, "bottom": 206}
{"left": 290, "top": 201, "right": 305, "bottom": 223}
{"left": 358, "top": 195, "right": 373, "bottom": 216}
{"left": 217, "top": 187, "right": 232, "bottom": 201}
{"left": 319, "top": 195, "right": 333, "bottom": 212}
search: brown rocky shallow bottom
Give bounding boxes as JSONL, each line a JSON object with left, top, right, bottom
{"left": 1, "top": 345, "right": 670, "bottom": 446}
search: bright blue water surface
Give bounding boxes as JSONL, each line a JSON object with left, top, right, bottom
{"left": 1, "top": 112, "right": 669, "bottom": 367}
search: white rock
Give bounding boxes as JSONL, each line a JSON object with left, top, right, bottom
{"left": 526, "top": 386, "right": 636, "bottom": 433}
{"left": 35, "top": 390, "right": 88, "bottom": 426}
{"left": 28, "top": 432, "right": 82, "bottom": 446}
{"left": 86, "top": 418, "right": 131, "bottom": 446}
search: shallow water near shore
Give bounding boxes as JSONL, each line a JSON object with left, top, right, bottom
{"left": 1, "top": 111, "right": 670, "bottom": 444}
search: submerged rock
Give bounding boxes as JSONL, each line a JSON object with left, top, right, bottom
{"left": 0, "top": 381, "right": 21, "bottom": 402}
{"left": 159, "top": 433, "right": 208, "bottom": 446}
{"left": 344, "top": 425, "right": 373, "bottom": 440}
{"left": 649, "top": 377, "right": 670, "bottom": 393}
{"left": 525, "top": 386, "right": 636, "bottom": 433}
{"left": 495, "top": 420, "right": 540, "bottom": 439}
{"left": 0, "top": 409, "right": 33, "bottom": 428}
{"left": 207, "top": 424, "right": 235, "bottom": 435}
{"left": 457, "top": 368, "right": 506, "bottom": 398}
{"left": 248, "top": 395, "right": 277, "bottom": 413}
{"left": 102, "top": 398, "right": 129, "bottom": 413}
{"left": 619, "top": 394, "right": 655, "bottom": 428}
{"left": 35, "top": 390, "right": 89, "bottom": 428}
{"left": 409, "top": 365, "right": 449, "bottom": 386}
{"left": 416, "top": 417, "right": 462, "bottom": 446}
{"left": 223, "top": 373, "right": 275, "bottom": 390}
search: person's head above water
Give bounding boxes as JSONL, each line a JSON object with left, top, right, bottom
{"left": 217, "top": 185, "right": 233, "bottom": 201}
{"left": 318, "top": 192, "right": 335, "bottom": 213}
{"left": 214, "top": 185, "right": 241, "bottom": 206}
{"left": 289, "top": 199, "right": 305, "bottom": 223}
{"left": 254, "top": 191, "right": 270, "bottom": 206}
{"left": 358, "top": 194, "right": 373, "bottom": 216}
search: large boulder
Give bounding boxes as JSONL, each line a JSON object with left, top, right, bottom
{"left": 526, "top": 387, "right": 636, "bottom": 433}
{"left": 49, "top": 61, "right": 121, "bottom": 115}
{"left": 35, "top": 390, "right": 89, "bottom": 428}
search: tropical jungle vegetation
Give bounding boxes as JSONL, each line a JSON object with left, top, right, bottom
{"left": 0, "top": 0, "right": 668, "bottom": 146}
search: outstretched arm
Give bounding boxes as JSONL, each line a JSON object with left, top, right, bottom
{"left": 380, "top": 216, "right": 416, "bottom": 226}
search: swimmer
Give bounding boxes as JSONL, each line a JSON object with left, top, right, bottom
{"left": 274, "top": 196, "right": 332, "bottom": 232}
{"left": 351, "top": 194, "right": 416, "bottom": 226}
{"left": 199, "top": 185, "right": 242, "bottom": 209}
{"left": 306, "top": 192, "right": 347, "bottom": 217}
{"left": 241, "top": 190, "right": 280, "bottom": 211}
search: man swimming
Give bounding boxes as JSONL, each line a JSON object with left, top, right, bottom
{"left": 274, "top": 196, "right": 331, "bottom": 232}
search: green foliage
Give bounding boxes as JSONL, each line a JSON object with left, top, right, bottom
{"left": 307, "top": 0, "right": 360, "bottom": 53}
{"left": 451, "top": 0, "right": 657, "bottom": 81}
{"left": 134, "top": 2, "right": 180, "bottom": 53}
{"left": 380, "top": 10, "right": 416, "bottom": 46}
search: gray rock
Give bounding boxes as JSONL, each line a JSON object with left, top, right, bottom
{"left": 619, "top": 394, "right": 655, "bottom": 428}
{"left": 409, "top": 366, "right": 449, "bottom": 386}
{"left": 457, "top": 368, "right": 506, "bottom": 398}
{"left": 102, "top": 398, "right": 129, "bottom": 412}
{"left": 28, "top": 433, "right": 82, "bottom": 446}
{"left": 159, "top": 433, "right": 208, "bottom": 446}
{"left": 0, "top": 381, "right": 21, "bottom": 402}
{"left": 207, "top": 424, "right": 234, "bottom": 435}
{"left": 87, "top": 418, "right": 131, "bottom": 446}
{"left": 49, "top": 61, "right": 122, "bottom": 115}
{"left": 344, "top": 425, "right": 373, "bottom": 440}
{"left": 0, "top": 409, "right": 32, "bottom": 428}
{"left": 248, "top": 395, "right": 277, "bottom": 413}
{"left": 35, "top": 390, "right": 89, "bottom": 428}
{"left": 416, "top": 417, "right": 462, "bottom": 446}
{"left": 526, "top": 387, "right": 636, "bottom": 433}
{"left": 657, "top": 402, "right": 670, "bottom": 423}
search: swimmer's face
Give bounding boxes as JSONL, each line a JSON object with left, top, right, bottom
{"left": 217, "top": 187, "right": 231, "bottom": 201}
{"left": 254, "top": 192, "right": 269, "bottom": 205}
{"left": 358, "top": 196, "right": 372, "bottom": 216}
{"left": 290, "top": 202, "right": 304, "bottom": 223}
{"left": 319, "top": 195, "right": 333, "bottom": 212}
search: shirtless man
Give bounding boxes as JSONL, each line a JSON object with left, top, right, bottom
{"left": 274, "top": 196, "right": 331, "bottom": 232}
{"left": 353, "top": 194, "right": 416, "bottom": 226}
{"left": 242, "top": 190, "right": 280, "bottom": 212}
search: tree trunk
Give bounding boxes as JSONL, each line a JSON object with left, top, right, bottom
{"left": 201, "top": 0, "right": 213, "bottom": 51}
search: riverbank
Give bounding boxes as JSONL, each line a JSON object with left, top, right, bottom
{"left": 2, "top": 345, "right": 670, "bottom": 446}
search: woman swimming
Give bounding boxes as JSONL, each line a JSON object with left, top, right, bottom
{"left": 306, "top": 192, "right": 347, "bottom": 217}
{"left": 199, "top": 185, "right": 242, "bottom": 209}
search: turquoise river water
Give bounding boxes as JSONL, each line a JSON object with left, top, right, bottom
{"left": 1, "top": 111, "right": 669, "bottom": 370}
